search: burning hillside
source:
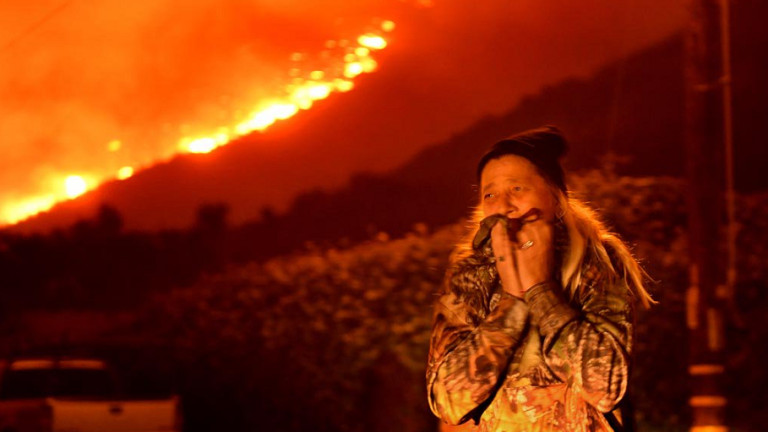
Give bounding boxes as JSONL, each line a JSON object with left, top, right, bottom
{"left": 1, "top": 9, "right": 394, "bottom": 225}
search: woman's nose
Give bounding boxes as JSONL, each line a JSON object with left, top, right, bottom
{"left": 499, "top": 194, "right": 518, "bottom": 216}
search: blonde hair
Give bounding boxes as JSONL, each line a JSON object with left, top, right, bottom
{"left": 451, "top": 186, "right": 655, "bottom": 308}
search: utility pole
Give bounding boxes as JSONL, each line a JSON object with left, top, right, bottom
{"left": 684, "top": 0, "right": 734, "bottom": 431}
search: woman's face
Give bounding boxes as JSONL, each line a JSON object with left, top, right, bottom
{"left": 480, "top": 154, "right": 558, "bottom": 221}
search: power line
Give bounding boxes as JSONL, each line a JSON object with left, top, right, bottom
{"left": 1, "top": 1, "right": 75, "bottom": 55}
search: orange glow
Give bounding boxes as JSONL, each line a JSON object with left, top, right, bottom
{"left": 117, "top": 166, "right": 134, "bottom": 180}
{"left": 176, "top": 26, "right": 390, "bottom": 156}
{"left": 65, "top": 176, "right": 88, "bottom": 199}
{"left": 230, "top": 103, "right": 299, "bottom": 137}
{"left": 270, "top": 104, "right": 300, "bottom": 119}
{"left": 334, "top": 79, "right": 355, "bottom": 92}
{"left": 344, "top": 62, "right": 364, "bottom": 78}
{"left": 186, "top": 137, "right": 218, "bottom": 154}
{"left": 179, "top": 26, "right": 391, "bottom": 156}
{"left": 361, "top": 57, "right": 378, "bottom": 73}
{"left": 2, "top": 196, "right": 56, "bottom": 225}
{"left": 2, "top": 22, "right": 394, "bottom": 225}
{"left": 358, "top": 34, "right": 387, "bottom": 50}
{"left": 306, "top": 83, "right": 332, "bottom": 100}
{"left": 2, "top": 173, "right": 98, "bottom": 223}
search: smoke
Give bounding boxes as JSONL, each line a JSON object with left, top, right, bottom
{"left": 0, "top": 0, "right": 395, "bottom": 210}
{"left": 0, "top": 0, "right": 686, "bottom": 224}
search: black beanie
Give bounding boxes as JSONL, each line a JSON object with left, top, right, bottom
{"left": 476, "top": 125, "right": 568, "bottom": 192}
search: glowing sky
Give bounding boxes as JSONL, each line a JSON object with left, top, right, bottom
{"left": 0, "top": 0, "right": 687, "bottom": 227}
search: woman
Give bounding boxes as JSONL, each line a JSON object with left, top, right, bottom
{"left": 426, "top": 126, "right": 653, "bottom": 432}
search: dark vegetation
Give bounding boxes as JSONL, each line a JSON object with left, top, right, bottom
{"left": 1, "top": 170, "right": 767, "bottom": 432}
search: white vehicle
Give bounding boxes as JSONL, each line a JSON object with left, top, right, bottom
{"left": 0, "top": 357, "right": 181, "bottom": 432}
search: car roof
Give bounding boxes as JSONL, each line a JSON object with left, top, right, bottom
{"left": 1, "top": 357, "right": 108, "bottom": 371}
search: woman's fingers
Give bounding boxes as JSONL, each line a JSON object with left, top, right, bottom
{"left": 513, "top": 219, "right": 555, "bottom": 291}
{"left": 488, "top": 215, "right": 555, "bottom": 297}
{"left": 490, "top": 222, "right": 524, "bottom": 297}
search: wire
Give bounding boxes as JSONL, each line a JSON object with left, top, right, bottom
{"left": 0, "top": 1, "right": 75, "bottom": 55}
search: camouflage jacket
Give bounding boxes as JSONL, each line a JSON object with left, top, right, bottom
{"left": 426, "top": 242, "right": 635, "bottom": 432}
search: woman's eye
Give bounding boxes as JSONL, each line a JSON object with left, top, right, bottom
{"left": 511, "top": 186, "right": 522, "bottom": 192}
{"left": 483, "top": 193, "right": 495, "bottom": 200}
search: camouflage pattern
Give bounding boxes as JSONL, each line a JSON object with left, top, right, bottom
{"left": 426, "top": 243, "right": 634, "bottom": 431}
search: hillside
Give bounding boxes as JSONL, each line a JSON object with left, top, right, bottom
{"left": 9, "top": 0, "right": 768, "bottom": 236}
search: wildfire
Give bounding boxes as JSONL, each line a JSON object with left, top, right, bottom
{"left": 3, "top": 197, "right": 56, "bottom": 225}
{"left": 1, "top": 20, "right": 395, "bottom": 227}
{"left": 64, "top": 176, "right": 88, "bottom": 199}
{"left": 178, "top": 25, "right": 390, "bottom": 156}
{"left": 117, "top": 167, "right": 134, "bottom": 180}
{"left": 1, "top": 174, "right": 91, "bottom": 225}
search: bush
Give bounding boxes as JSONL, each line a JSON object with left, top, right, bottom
{"left": 129, "top": 172, "right": 768, "bottom": 432}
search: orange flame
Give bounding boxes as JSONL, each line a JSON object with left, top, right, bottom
{"left": 1, "top": 21, "right": 395, "bottom": 227}
{"left": 178, "top": 26, "right": 389, "bottom": 155}
{"left": 2, "top": 175, "right": 91, "bottom": 225}
{"left": 64, "top": 176, "right": 88, "bottom": 199}
{"left": 117, "top": 167, "right": 134, "bottom": 180}
{"left": 3, "top": 196, "right": 57, "bottom": 225}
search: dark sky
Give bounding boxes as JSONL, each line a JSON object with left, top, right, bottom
{"left": 0, "top": 0, "right": 686, "bottom": 226}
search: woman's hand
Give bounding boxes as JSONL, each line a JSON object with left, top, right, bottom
{"left": 513, "top": 216, "right": 555, "bottom": 291}
{"left": 490, "top": 211, "right": 555, "bottom": 296}
{"left": 490, "top": 222, "right": 524, "bottom": 297}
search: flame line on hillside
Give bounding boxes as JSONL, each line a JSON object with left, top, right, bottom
{"left": 1, "top": 21, "right": 395, "bottom": 227}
